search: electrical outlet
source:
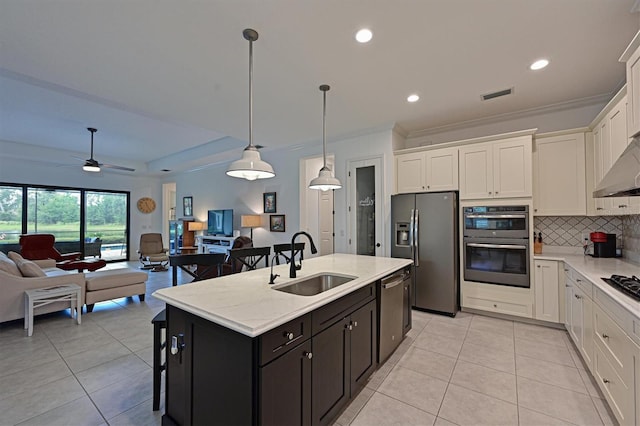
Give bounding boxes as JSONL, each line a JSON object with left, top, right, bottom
{"left": 581, "top": 232, "right": 589, "bottom": 244}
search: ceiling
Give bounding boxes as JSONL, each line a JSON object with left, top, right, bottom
{"left": 0, "top": 1, "right": 638, "bottom": 175}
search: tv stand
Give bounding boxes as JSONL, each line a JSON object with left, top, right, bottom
{"left": 201, "top": 236, "right": 236, "bottom": 254}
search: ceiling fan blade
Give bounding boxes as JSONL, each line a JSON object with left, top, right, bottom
{"left": 101, "top": 163, "right": 136, "bottom": 172}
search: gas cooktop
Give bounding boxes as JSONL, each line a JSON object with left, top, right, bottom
{"left": 601, "top": 275, "right": 640, "bottom": 302}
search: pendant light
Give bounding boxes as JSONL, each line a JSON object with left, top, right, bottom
{"left": 226, "top": 28, "right": 275, "bottom": 181}
{"left": 309, "top": 84, "right": 342, "bottom": 191}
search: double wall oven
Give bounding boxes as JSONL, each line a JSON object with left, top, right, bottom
{"left": 463, "top": 205, "right": 530, "bottom": 288}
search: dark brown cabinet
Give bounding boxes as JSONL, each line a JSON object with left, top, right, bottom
{"left": 163, "top": 281, "right": 382, "bottom": 426}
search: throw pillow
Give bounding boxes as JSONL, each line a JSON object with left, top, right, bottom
{"left": 7, "top": 251, "right": 24, "bottom": 263}
{"left": 0, "top": 252, "right": 21, "bottom": 276}
{"left": 16, "top": 259, "right": 46, "bottom": 277}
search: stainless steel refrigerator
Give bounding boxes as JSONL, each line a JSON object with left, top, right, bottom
{"left": 391, "top": 191, "right": 459, "bottom": 315}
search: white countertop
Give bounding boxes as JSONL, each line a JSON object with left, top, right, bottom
{"left": 534, "top": 251, "right": 640, "bottom": 319}
{"left": 153, "top": 253, "right": 413, "bottom": 337}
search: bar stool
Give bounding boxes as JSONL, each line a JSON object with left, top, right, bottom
{"left": 273, "top": 242, "right": 305, "bottom": 265}
{"left": 151, "top": 308, "right": 166, "bottom": 411}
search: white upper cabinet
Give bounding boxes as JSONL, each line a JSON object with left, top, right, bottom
{"left": 460, "top": 135, "right": 532, "bottom": 200}
{"left": 533, "top": 132, "right": 586, "bottom": 215}
{"left": 620, "top": 30, "right": 640, "bottom": 138}
{"left": 395, "top": 147, "right": 458, "bottom": 194}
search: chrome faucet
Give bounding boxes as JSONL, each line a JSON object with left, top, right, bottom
{"left": 269, "top": 253, "right": 286, "bottom": 284}
{"left": 290, "top": 231, "right": 318, "bottom": 278}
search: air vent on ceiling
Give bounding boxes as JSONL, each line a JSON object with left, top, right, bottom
{"left": 481, "top": 87, "right": 513, "bottom": 101}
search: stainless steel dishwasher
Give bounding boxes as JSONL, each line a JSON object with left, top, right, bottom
{"left": 378, "top": 268, "right": 411, "bottom": 362}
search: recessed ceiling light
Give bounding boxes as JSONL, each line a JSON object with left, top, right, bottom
{"left": 530, "top": 59, "right": 549, "bottom": 70}
{"left": 355, "top": 29, "right": 373, "bottom": 43}
{"left": 407, "top": 94, "right": 420, "bottom": 103}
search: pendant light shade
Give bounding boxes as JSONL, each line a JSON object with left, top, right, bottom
{"left": 226, "top": 28, "right": 275, "bottom": 180}
{"left": 309, "top": 84, "right": 342, "bottom": 191}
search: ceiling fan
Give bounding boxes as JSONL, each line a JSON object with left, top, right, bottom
{"left": 76, "top": 128, "right": 135, "bottom": 172}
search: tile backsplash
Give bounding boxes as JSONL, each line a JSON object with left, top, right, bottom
{"left": 534, "top": 215, "right": 640, "bottom": 263}
{"left": 533, "top": 216, "right": 623, "bottom": 247}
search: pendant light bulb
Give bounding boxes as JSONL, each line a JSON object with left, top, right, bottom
{"left": 309, "top": 84, "right": 342, "bottom": 191}
{"left": 226, "top": 28, "right": 275, "bottom": 180}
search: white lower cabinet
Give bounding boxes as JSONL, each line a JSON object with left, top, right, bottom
{"left": 564, "top": 262, "right": 639, "bottom": 425}
{"left": 533, "top": 260, "right": 560, "bottom": 323}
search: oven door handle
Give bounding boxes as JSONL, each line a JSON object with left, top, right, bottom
{"left": 464, "top": 214, "right": 527, "bottom": 219}
{"left": 466, "top": 243, "right": 527, "bottom": 250}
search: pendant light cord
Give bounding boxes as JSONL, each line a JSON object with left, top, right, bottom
{"left": 320, "top": 84, "right": 330, "bottom": 169}
{"left": 248, "top": 36, "right": 253, "bottom": 148}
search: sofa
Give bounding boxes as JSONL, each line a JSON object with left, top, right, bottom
{"left": 0, "top": 251, "right": 148, "bottom": 323}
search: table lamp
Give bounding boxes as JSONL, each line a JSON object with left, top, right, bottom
{"left": 188, "top": 221, "right": 206, "bottom": 246}
{"left": 241, "top": 215, "right": 261, "bottom": 240}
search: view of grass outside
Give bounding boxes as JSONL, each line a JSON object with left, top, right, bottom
{"left": 0, "top": 185, "right": 128, "bottom": 260}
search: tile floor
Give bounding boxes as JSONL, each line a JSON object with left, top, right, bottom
{"left": 0, "top": 262, "right": 618, "bottom": 426}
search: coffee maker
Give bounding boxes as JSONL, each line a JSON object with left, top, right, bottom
{"left": 590, "top": 232, "right": 617, "bottom": 258}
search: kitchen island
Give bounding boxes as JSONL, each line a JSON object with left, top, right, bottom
{"left": 153, "top": 253, "right": 412, "bottom": 426}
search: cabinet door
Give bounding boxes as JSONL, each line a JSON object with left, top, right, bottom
{"left": 493, "top": 137, "right": 532, "bottom": 198}
{"left": 564, "top": 274, "right": 572, "bottom": 331}
{"left": 608, "top": 96, "right": 632, "bottom": 214}
{"left": 396, "top": 152, "right": 425, "bottom": 193}
{"left": 312, "top": 317, "right": 350, "bottom": 426}
{"left": 571, "top": 287, "right": 593, "bottom": 369}
{"left": 349, "top": 300, "right": 377, "bottom": 395}
{"left": 260, "top": 339, "right": 312, "bottom": 426}
{"left": 533, "top": 133, "right": 586, "bottom": 215}
{"left": 459, "top": 143, "right": 493, "bottom": 199}
{"left": 626, "top": 38, "right": 640, "bottom": 138}
{"left": 165, "top": 307, "right": 191, "bottom": 426}
{"left": 534, "top": 260, "right": 560, "bottom": 323}
{"left": 592, "top": 126, "right": 607, "bottom": 214}
{"left": 425, "top": 147, "right": 458, "bottom": 191}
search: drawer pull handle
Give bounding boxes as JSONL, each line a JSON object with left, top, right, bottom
{"left": 574, "top": 294, "right": 581, "bottom": 300}
{"left": 602, "top": 378, "right": 610, "bottom": 384}
{"left": 576, "top": 279, "right": 582, "bottom": 282}
{"left": 493, "top": 304, "right": 498, "bottom": 308}
{"left": 284, "top": 332, "right": 294, "bottom": 340}
{"left": 353, "top": 321, "right": 358, "bottom": 327}
{"left": 601, "top": 333, "right": 609, "bottom": 339}
{"left": 303, "top": 351, "right": 313, "bottom": 360}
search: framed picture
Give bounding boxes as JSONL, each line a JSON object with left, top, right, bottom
{"left": 183, "top": 196, "right": 193, "bottom": 217}
{"left": 263, "top": 192, "right": 276, "bottom": 213}
{"left": 269, "top": 215, "right": 285, "bottom": 232}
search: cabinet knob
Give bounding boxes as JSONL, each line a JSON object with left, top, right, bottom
{"left": 534, "top": 209, "right": 538, "bottom": 212}
{"left": 576, "top": 279, "right": 582, "bottom": 283}
{"left": 575, "top": 294, "right": 581, "bottom": 300}
{"left": 596, "top": 207, "right": 603, "bottom": 211}
{"left": 601, "top": 333, "right": 609, "bottom": 339}
{"left": 345, "top": 324, "right": 353, "bottom": 331}
{"left": 602, "top": 378, "right": 610, "bottom": 384}
{"left": 537, "top": 265, "right": 541, "bottom": 268}
{"left": 493, "top": 304, "right": 498, "bottom": 308}
{"left": 284, "top": 332, "right": 294, "bottom": 341}
{"left": 427, "top": 185, "right": 430, "bottom": 189}
{"left": 495, "top": 191, "right": 499, "bottom": 194}
{"left": 488, "top": 191, "right": 492, "bottom": 195}
{"left": 353, "top": 321, "right": 358, "bottom": 328}
{"left": 618, "top": 204, "right": 627, "bottom": 208}
{"left": 303, "top": 351, "right": 313, "bottom": 360}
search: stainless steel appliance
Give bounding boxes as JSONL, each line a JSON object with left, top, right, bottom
{"left": 391, "top": 192, "right": 459, "bottom": 315}
{"left": 594, "top": 137, "right": 640, "bottom": 198}
{"left": 462, "top": 205, "right": 530, "bottom": 288}
{"left": 601, "top": 275, "right": 640, "bottom": 301}
{"left": 378, "top": 268, "right": 410, "bottom": 362}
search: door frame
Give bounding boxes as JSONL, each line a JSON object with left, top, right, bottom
{"left": 346, "top": 155, "right": 385, "bottom": 256}
{"left": 299, "top": 154, "right": 335, "bottom": 257}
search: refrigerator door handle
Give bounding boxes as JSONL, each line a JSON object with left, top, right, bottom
{"left": 414, "top": 209, "right": 420, "bottom": 267}
{"left": 409, "top": 209, "right": 415, "bottom": 263}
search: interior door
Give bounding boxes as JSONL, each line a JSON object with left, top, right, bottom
{"left": 348, "top": 157, "right": 384, "bottom": 256}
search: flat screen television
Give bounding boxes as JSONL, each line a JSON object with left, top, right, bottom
{"left": 207, "top": 209, "right": 234, "bottom": 237}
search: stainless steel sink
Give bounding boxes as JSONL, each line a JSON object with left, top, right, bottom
{"left": 274, "top": 273, "right": 356, "bottom": 296}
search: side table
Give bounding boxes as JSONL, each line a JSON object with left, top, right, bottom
{"left": 24, "top": 284, "right": 82, "bottom": 336}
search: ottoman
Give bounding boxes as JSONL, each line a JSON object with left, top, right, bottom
{"left": 84, "top": 268, "right": 147, "bottom": 312}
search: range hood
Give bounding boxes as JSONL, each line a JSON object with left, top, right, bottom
{"left": 593, "top": 137, "right": 640, "bottom": 198}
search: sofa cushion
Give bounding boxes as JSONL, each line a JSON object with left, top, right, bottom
{"left": 16, "top": 258, "right": 46, "bottom": 277}
{"left": 0, "top": 252, "right": 21, "bottom": 276}
{"left": 7, "top": 251, "right": 24, "bottom": 263}
{"left": 85, "top": 269, "right": 147, "bottom": 291}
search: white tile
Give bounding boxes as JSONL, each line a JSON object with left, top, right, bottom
{"left": 351, "top": 392, "right": 436, "bottom": 426}
{"left": 16, "top": 395, "right": 105, "bottom": 426}
{"left": 0, "top": 376, "right": 86, "bottom": 425}
{"left": 90, "top": 369, "right": 153, "bottom": 420}
{"left": 513, "top": 322, "right": 569, "bottom": 348}
{"left": 517, "top": 376, "right": 603, "bottom": 425}
{"left": 423, "top": 320, "right": 468, "bottom": 340}
{"left": 0, "top": 358, "right": 71, "bottom": 401}
{"left": 75, "top": 353, "right": 151, "bottom": 393}
{"left": 64, "top": 340, "right": 132, "bottom": 373}
{"left": 107, "top": 397, "right": 163, "bottom": 426}
{"left": 469, "top": 315, "right": 514, "bottom": 337}
{"left": 378, "top": 366, "right": 448, "bottom": 416}
{"left": 438, "top": 383, "right": 518, "bottom": 426}
{"left": 515, "top": 337, "right": 575, "bottom": 367}
{"left": 414, "top": 329, "right": 464, "bottom": 358}
{"left": 450, "top": 360, "right": 517, "bottom": 403}
{"left": 334, "top": 387, "right": 374, "bottom": 426}
{"left": 398, "top": 346, "right": 457, "bottom": 382}
{"left": 517, "top": 407, "right": 574, "bottom": 426}
{"left": 430, "top": 311, "right": 474, "bottom": 329}
{"left": 516, "top": 354, "right": 588, "bottom": 394}
{"left": 464, "top": 328, "right": 514, "bottom": 353}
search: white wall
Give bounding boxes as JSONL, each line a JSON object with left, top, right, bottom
{"left": 168, "top": 128, "right": 395, "bottom": 255}
{"left": 0, "top": 145, "right": 163, "bottom": 260}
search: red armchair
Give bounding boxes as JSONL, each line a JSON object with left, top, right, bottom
{"left": 19, "top": 234, "right": 106, "bottom": 272}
